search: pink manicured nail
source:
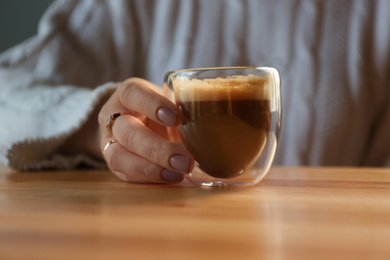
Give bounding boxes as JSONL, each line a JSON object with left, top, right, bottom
{"left": 157, "top": 107, "right": 178, "bottom": 126}
{"left": 170, "top": 155, "right": 192, "bottom": 173}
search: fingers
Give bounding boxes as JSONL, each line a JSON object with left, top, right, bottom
{"left": 118, "top": 78, "right": 181, "bottom": 127}
{"left": 98, "top": 77, "right": 194, "bottom": 184}
{"left": 103, "top": 140, "right": 185, "bottom": 184}
{"left": 110, "top": 114, "right": 193, "bottom": 173}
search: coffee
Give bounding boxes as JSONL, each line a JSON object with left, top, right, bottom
{"left": 174, "top": 75, "right": 272, "bottom": 179}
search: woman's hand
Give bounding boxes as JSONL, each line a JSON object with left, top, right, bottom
{"left": 98, "top": 78, "right": 194, "bottom": 184}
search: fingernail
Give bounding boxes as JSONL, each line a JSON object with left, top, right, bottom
{"left": 157, "top": 107, "right": 178, "bottom": 126}
{"left": 162, "top": 169, "right": 184, "bottom": 182}
{"left": 170, "top": 155, "right": 192, "bottom": 173}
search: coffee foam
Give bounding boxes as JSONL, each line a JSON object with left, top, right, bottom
{"left": 173, "top": 74, "right": 273, "bottom": 102}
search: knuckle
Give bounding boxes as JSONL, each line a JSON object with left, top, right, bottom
{"left": 119, "top": 78, "right": 157, "bottom": 115}
{"left": 139, "top": 95, "right": 153, "bottom": 112}
{"left": 97, "top": 92, "right": 117, "bottom": 127}
{"left": 119, "top": 78, "right": 137, "bottom": 104}
{"left": 97, "top": 107, "right": 107, "bottom": 126}
{"left": 118, "top": 122, "right": 136, "bottom": 147}
{"left": 148, "top": 141, "right": 165, "bottom": 162}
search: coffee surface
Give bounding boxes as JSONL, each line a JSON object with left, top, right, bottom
{"left": 174, "top": 75, "right": 272, "bottom": 179}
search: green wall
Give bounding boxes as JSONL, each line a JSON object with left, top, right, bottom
{"left": 0, "top": 0, "right": 54, "bottom": 53}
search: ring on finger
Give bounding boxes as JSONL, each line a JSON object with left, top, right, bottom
{"left": 102, "top": 139, "right": 118, "bottom": 159}
{"left": 106, "top": 112, "right": 130, "bottom": 135}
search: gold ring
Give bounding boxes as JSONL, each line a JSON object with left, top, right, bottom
{"left": 106, "top": 113, "right": 129, "bottom": 135}
{"left": 102, "top": 139, "right": 118, "bottom": 159}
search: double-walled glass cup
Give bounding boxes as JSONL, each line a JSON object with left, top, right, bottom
{"left": 163, "top": 67, "right": 281, "bottom": 187}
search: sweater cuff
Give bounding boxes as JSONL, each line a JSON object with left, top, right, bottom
{"left": 3, "top": 82, "right": 118, "bottom": 171}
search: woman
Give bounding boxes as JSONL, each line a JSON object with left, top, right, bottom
{"left": 1, "top": 0, "right": 389, "bottom": 183}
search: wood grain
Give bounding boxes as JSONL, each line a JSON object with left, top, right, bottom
{"left": 1, "top": 166, "right": 390, "bottom": 260}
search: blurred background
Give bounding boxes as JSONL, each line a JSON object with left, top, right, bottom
{"left": 0, "top": 0, "right": 53, "bottom": 53}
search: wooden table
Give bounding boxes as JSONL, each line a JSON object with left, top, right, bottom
{"left": 1, "top": 166, "right": 390, "bottom": 260}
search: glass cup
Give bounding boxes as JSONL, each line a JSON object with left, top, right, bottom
{"left": 163, "top": 67, "right": 281, "bottom": 187}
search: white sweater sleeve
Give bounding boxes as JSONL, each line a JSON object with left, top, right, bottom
{"left": 0, "top": 0, "right": 121, "bottom": 170}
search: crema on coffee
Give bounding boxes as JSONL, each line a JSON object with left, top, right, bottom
{"left": 173, "top": 74, "right": 273, "bottom": 179}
